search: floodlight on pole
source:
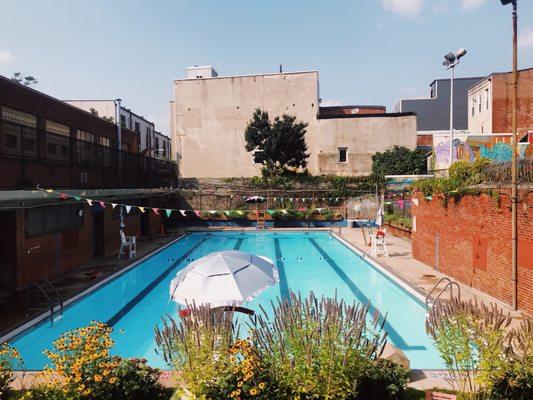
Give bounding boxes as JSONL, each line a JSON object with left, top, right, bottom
{"left": 500, "top": 0, "right": 518, "bottom": 311}
{"left": 443, "top": 48, "right": 467, "bottom": 167}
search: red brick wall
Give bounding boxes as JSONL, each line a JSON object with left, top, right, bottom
{"left": 15, "top": 204, "right": 93, "bottom": 289}
{"left": 492, "top": 68, "right": 533, "bottom": 136}
{"left": 417, "top": 134, "right": 433, "bottom": 147}
{"left": 412, "top": 190, "right": 533, "bottom": 313}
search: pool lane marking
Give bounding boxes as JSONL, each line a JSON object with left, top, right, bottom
{"left": 273, "top": 238, "right": 290, "bottom": 300}
{"left": 106, "top": 237, "right": 209, "bottom": 327}
{"left": 307, "top": 238, "right": 426, "bottom": 351}
{"left": 233, "top": 238, "right": 244, "bottom": 250}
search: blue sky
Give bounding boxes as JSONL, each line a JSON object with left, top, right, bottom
{"left": 1, "top": 0, "right": 532, "bottom": 134}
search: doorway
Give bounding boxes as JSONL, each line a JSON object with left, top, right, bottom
{"left": 92, "top": 209, "right": 105, "bottom": 256}
{"left": 0, "top": 210, "right": 17, "bottom": 293}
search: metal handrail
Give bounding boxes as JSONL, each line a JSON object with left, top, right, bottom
{"left": 43, "top": 279, "right": 64, "bottom": 316}
{"left": 25, "top": 283, "right": 56, "bottom": 326}
{"left": 425, "top": 277, "right": 461, "bottom": 309}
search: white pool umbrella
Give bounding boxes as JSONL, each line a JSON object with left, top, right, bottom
{"left": 169, "top": 250, "right": 278, "bottom": 307}
{"left": 376, "top": 202, "right": 384, "bottom": 227}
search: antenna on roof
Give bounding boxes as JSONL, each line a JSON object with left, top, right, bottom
{"left": 279, "top": 64, "right": 283, "bottom": 73}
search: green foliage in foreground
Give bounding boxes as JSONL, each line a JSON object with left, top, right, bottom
{"left": 426, "top": 298, "right": 533, "bottom": 400}
{"left": 156, "top": 292, "right": 409, "bottom": 400}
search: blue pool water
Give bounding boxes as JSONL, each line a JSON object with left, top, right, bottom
{"left": 10, "top": 231, "right": 444, "bottom": 369}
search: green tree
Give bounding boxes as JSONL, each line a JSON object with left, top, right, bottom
{"left": 371, "top": 145, "right": 428, "bottom": 176}
{"left": 11, "top": 72, "right": 38, "bottom": 86}
{"left": 244, "top": 109, "right": 309, "bottom": 177}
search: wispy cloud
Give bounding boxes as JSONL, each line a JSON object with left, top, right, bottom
{"left": 460, "top": 0, "right": 486, "bottom": 11}
{"left": 519, "top": 27, "right": 533, "bottom": 49}
{"left": 321, "top": 99, "right": 344, "bottom": 107}
{"left": 0, "top": 50, "right": 13, "bottom": 64}
{"left": 379, "top": 0, "right": 424, "bottom": 19}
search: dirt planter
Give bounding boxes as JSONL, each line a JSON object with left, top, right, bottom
{"left": 385, "top": 222, "right": 412, "bottom": 240}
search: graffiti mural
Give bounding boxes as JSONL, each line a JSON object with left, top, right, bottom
{"left": 433, "top": 133, "right": 531, "bottom": 170}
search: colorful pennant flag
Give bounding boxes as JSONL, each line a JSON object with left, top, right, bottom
{"left": 59, "top": 193, "right": 68, "bottom": 200}
{"left": 194, "top": 210, "right": 201, "bottom": 217}
{"left": 111, "top": 203, "right": 117, "bottom": 209}
{"left": 74, "top": 196, "right": 82, "bottom": 201}
{"left": 86, "top": 199, "right": 93, "bottom": 206}
{"left": 179, "top": 210, "right": 186, "bottom": 216}
{"left": 139, "top": 207, "right": 145, "bottom": 213}
{"left": 165, "top": 209, "right": 172, "bottom": 217}
{"left": 125, "top": 205, "right": 132, "bottom": 214}
{"left": 153, "top": 208, "right": 160, "bottom": 215}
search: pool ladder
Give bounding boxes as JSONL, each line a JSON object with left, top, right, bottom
{"left": 25, "top": 279, "right": 64, "bottom": 326}
{"left": 425, "top": 277, "right": 461, "bottom": 310}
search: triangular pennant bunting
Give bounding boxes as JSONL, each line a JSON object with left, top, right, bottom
{"left": 111, "top": 203, "right": 117, "bottom": 209}
{"left": 139, "top": 207, "right": 145, "bottom": 213}
{"left": 86, "top": 199, "right": 93, "bottom": 206}
{"left": 165, "top": 209, "right": 172, "bottom": 217}
{"left": 179, "top": 210, "right": 186, "bottom": 216}
{"left": 125, "top": 205, "right": 132, "bottom": 214}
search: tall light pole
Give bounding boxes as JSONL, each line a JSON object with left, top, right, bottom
{"left": 443, "top": 48, "right": 467, "bottom": 167}
{"left": 500, "top": 0, "right": 518, "bottom": 310}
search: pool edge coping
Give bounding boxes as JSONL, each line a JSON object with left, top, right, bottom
{"left": 0, "top": 234, "right": 186, "bottom": 344}
{"left": 330, "top": 231, "right": 428, "bottom": 305}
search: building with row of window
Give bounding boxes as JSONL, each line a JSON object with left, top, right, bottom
{"left": 64, "top": 100, "right": 171, "bottom": 158}
{"left": 0, "top": 75, "right": 178, "bottom": 296}
{"left": 169, "top": 67, "right": 417, "bottom": 178}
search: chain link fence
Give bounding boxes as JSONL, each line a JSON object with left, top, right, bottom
{"left": 480, "top": 158, "right": 533, "bottom": 187}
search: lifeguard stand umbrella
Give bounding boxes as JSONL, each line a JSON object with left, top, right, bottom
{"left": 244, "top": 196, "right": 266, "bottom": 203}
{"left": 169, "top": 250, "right": 278, "bottom": 307}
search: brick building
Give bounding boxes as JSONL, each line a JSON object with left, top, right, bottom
{"left": 411, "top": 190, "right": 533, "bottom": 313}
{"left": 0, "top": 76, "right": 178, "bottom": 295}
{"left": 468, "top": 67, "right": 533, "bottom": 137}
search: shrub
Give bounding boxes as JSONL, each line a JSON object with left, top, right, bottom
{"left": 0, "top": 343, "right": 23, "bottom": 400}
{"left": 356, "top": 358, "right": 409, "bottom": 400}
{"left": 155, "top": 306, "right": 237, "bottom": 398}
{"left": 250, "top": 292, "right": 391, "bottom": 399}
{"left": 426, "top": 299, "right": 533, "bottom": 400}
{"left": 384, "top": 214, "right": 412, "bottom": 230}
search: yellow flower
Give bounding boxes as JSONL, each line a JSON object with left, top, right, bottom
{"left": 258, "top": 382, "right": 266, "bottom": 390}
{"left": 109, "top": 376, "right": 118, "bottom": 384}
{"left": 94, "top": 374, "right": 102, "bottom": 382}
{"left": 237, "top": 381, "right": 244, "bottom": 387}
{"left": 249, "top": 388, "right": 258, "bottom": 396}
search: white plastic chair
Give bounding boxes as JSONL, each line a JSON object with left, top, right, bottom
{"left": 118, "top": 230, "right": 137, "bottom": 259}
{"left": 371, "top": 229, "right": 389, "bottom": 258}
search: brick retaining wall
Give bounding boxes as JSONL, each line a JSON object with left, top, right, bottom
{"left": 411, "top": 189, "right": 533, "bottom": 313}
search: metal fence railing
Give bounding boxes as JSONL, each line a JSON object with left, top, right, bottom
{"left": 0, "top": 120, "right": 177, "bottom": 185}
{"left": 480, "top": 158, "right": 533, "bottom": 187}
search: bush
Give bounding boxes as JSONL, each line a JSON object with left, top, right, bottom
{"left": 384, "top": 214, "right": 412, "bottom": 230}
{"left": 372, "top": 145, "right": 428, "bottom": 176}
{"left": 426, "top": 299, "right": 533, "bottom": 400}
{"left": 251, "top": 292, "right": 393, "bottom": 399}
{"left": 155, "top": 306, "right": 237, "bottom": 398}
{"left": 0, "top": 343, "right": 23, "bottom": 400}
{"left": 30, "top": 321, "right": 168, "bottom": 400}
{"left": 412, "top": 158, "right": 494, "bottom": 204}
{"left": 356, "top": 359, "right": 409, "bottom": 400}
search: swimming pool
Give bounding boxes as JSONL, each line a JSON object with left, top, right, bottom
{"left": 9, "top": 231, "right": 444, "bottom": 370}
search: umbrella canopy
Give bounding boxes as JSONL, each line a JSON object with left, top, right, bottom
{"left": 376, "top": 202, "right": 384, "bottom": 227}
{"left": 244, "top": 195, "right": 266, "bottom": 203}
{"left": 169, "top": 250, "right": 278, "bottom": 307}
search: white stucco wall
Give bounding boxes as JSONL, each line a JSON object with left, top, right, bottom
{"left": 171, "top": 71, "right": 320, "bottom": 178}
{"left": 316, "top": 115, "right": 417, "bottom": 176}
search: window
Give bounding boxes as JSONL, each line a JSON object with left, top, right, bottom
{"left": 471, "top": 99, "right": 475, "bottom": 117}
{"left": 46, "top": 120, "right": 70, "bottom": 136}
{"left": 2, "top": 121, "right": 37, "bottom": 158}
{"left": 134, "top": 121, "right": 140, "bottom": 133}
{"left": 478, "top": 93, "right": 482, "bottom": 113}
{"left": 76, "top": 130, "right": 95, "bottom": 164}
{"left": 155, "top": 137, "right": 159, "bottom": 152}
{"left": 46, "top": 120, "right": 70, "bottom": 162}
{"left": 120, "top": 114, "right": 126, "bottom": 128}
{"left": 338, "top": 147, "right": 347, "bottom": 163}
{"left": 25, "top": 204, "right": 83, "bottom": 238}
{"left": 145, "top": 127, "right": 151, "bottom": 147}
{"left": 1, "top": 107, "right": 37, "bottom": 127}
{"left": 163, "top": 141, "right": 167, "bottom": 157}
{"left": 145, "top": 133, "right": 149, "bottom": 149}
{"left": 100, "top": 137, "right": 111, "bottom": 147}
{"left": 485, "top": 88, "right": 489, "bottom": 110}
